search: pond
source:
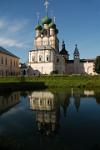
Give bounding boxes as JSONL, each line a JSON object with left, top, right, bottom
{"left": 0, "top": 89, "right": 100, "bottom": 150}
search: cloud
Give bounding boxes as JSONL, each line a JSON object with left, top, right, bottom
{"left": 0, "top": 37, "right": 24, "bottom": 48}
{"left": 0, "top": 17, "right": 31, "bottom": 48}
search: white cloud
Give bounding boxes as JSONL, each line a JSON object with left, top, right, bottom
{"left": 0, "top": 17, "right": 31, "bottom": 49}
{"left": 0, "top": 37, "right": 24, "bottom": 48}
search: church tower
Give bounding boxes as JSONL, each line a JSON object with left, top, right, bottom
{"left": 73, "top": 44, "right": 80, "bottom": 74}
{"left": 28, "top": 0, "right": 66, "bottom": 75}
{"left": 60, "top": 41, "right": 69, "bottom": 60}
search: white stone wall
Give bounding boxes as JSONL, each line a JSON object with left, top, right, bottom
{"left": 83, "top": 61, "right": 95, "bottom": 75}
{"left": 66, "top": 61, "right": 95, "bottom": 75}
{"left": 30, "top": 62, "right": 54, "bottom": 74}
{"left": 28, "top": 49, "right": 66, "bottom": 75}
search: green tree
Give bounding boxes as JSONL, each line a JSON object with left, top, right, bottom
{"left": 94, "top": 56, "right": 100, "bottom": 74}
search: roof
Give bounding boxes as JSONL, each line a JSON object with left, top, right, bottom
{"left": 60, "top": 41, "right": 69, "bottom": 55}
{"left": 67, "top": 59, "right": 94, "bottom": 64}
{"left": 19, "top": 63, "right": 27, "bottom": 69}
{"left": 29, "top": 46, "right": 56, "bottom": 53}
{"left": 0, "top": 47, "right": 19, "bottom": 58}
{"left": 67, "top": 60, "right": 74, "bottom": 63}
{"left": 74, "top": 44, "right": 79, "bottom": 55}
{"left": 41, "top": 16, "right": 52, "bottom": 25}
{"left": 35, "top": 24, "right": 42, "bottom": 30}
{"left": 80, "top": 59, "right": 95, "bottom": 63}
{"left": 49, "top": 22, "right": 56, "bottom": 29}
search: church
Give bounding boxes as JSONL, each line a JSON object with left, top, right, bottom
{"left": 28, "top": 0, "right": 95, "bottom": 75}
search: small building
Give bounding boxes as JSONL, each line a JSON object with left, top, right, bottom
{"left": 0, "top": 47, "right": 20, "bottom": 76}
{"left": 19, "top": 63, "right": 35, "bottom": 76}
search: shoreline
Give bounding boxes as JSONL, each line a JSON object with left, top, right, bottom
{"left": 0, "top": 75, "right": 100, "bottom": 91}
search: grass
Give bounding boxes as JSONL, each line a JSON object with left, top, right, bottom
{"left": 0, "top": 75, "right": 100, "bottom": 88}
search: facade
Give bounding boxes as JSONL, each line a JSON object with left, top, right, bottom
{"left": 28, "top": 1, "right": 96, "bottom": 75}
{"left": 28, "top": 16, "right": 68, "bottom": 75}
{"left": 0, "top": 47, "right": 20, "bottom": 76}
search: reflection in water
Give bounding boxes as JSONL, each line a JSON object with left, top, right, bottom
{"left": 84, "top": 90, "right": 94, "bottom": 96}
{"left": 28, "top": 89, "right": 100, "bottom": 136}
{"left": 0, "top": 89, "right": 100, "bottom": 150}
{"left": 0, "top": 92, "right": 20, "bottom": 115}
{"left": 29, "top": 91, "right": 60, "bottom": 135}
{"left": 73, "top": 90, "right": 81, "bottom": 112}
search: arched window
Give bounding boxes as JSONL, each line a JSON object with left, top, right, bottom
{"left": 39, "top": 55, "right": 42, "bottom": 62}
{"left": 32, "top": 56, "right": 35, "bottom": 62}
{"left": 46, "top": 55, "right": 50, "bottom": 62}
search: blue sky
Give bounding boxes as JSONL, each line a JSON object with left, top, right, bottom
{"left": 0, "top": 0, "right": 100, "bottom": 62}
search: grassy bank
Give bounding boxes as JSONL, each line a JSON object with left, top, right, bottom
{"left": 0, "top": 75, "right": 100, "bottom": 89}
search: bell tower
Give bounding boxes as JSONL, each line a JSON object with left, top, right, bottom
{"left": 34, "top": 0, "right": 59, "bottom": 52}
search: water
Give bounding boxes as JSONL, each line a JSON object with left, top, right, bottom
{"left": 0, "top": 89, "right": 100, "bottom": 150}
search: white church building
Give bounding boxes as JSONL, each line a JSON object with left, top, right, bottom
{"left": 28, "top": 0, "right": 95, "bottom": 75}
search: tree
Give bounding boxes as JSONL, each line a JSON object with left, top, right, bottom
{"left": 94, "top": 56, "right": 100, "bottom": 74}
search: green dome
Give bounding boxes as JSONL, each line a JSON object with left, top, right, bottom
{"left": 49, "top": 22, "right": 56, "bottom": 29}
{"left": 35, "top": 24, "right": 42, "bottom": 30}
{"left": 55, "top": 28, "right": 59, "bottom": 34}
{"left": 41, "top": 16, "right": 52, "bottom": 25}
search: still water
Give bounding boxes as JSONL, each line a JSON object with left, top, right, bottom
{"left": 0, "top": 89, "right": 100, "bottom": 150}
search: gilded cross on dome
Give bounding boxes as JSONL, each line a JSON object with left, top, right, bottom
{"left": 44, "top": 0, "right": 50, "bottom": 16}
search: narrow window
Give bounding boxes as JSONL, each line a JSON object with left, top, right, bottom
{"left": 5, "top": 58, "right": 7, "bottom": 65}
{"left": 1, "top": 57, "right": 3, "bottom": 64}
{"left": 39, "top": 55, "right": 42, "bottom": 62}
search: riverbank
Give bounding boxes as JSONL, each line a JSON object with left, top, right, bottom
{"left": 0, "top": 82, "right": 47, "bottom": 92}
{"left": 0, "top": 75, "right": 100, "bottom": 90}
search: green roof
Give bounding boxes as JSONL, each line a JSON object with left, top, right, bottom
{"left": 0, "top": 47, "right": 19, "bottom": 58}
{"left": 55, "top": 28, "right": 59, "bottom": 34}
{"left": 35, "top": 24, "right": 42, "bottom": 30}
{"left": 49, "top": 22, "right": 56, "bottom": 29}
{"left": 41, "top": 16, "right": 52, "bottom": 25}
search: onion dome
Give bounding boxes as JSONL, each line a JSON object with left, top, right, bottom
{"left": 49, "top": 22, "right": 56, "bottom": 29}
{"left": 74, "top": 44, "right": 79, "bottom": 54}
{"left": 41, "top": 16, "right": 52, "bottom": 25}
{"left": 55, "top": 28, "right": 59, "bottom": 34}
{"left": 60, "top": 41, "right": 69, "bottom": 55}
{"left": 35, "top": 24, "right": 42, "bottom": 30}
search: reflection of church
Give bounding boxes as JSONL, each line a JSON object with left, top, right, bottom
{"left": 29, "top": 91, "right": 60, "bottom": 135}
{"left": 0, "top": 92, "right": 20, "bottom": 115}
{"left": 28, "top": 89, "right": 99, "bottom": 135}
{"left": 28, "top": 0, "right": 96, "bottom": 75}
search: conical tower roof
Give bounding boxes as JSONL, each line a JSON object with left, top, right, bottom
{"left": 60, "top": 41, "right": 69, "bottom": 55}
{"left": 74, "top": 44, "right": 79, "bottom": 54}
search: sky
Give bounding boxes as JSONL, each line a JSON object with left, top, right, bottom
{"left": 0, "top": 0, "right": 100, "bottom": 62}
